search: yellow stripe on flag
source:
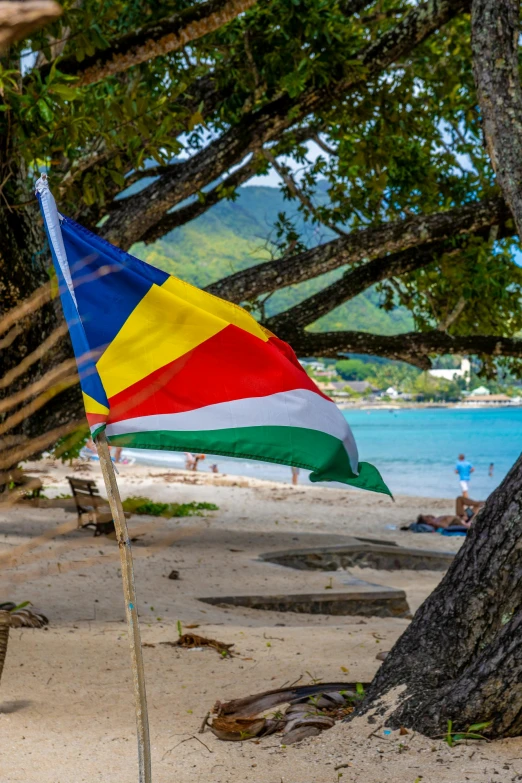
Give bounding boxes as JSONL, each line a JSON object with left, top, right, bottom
{"left": 97, "top": 282, "right": 238, "bottom": 398}
{"left": 161, "top": 277, "right": 269, "bottom": 343}
{"left": 83, "top": 391, "right": 109, "bottom": 415}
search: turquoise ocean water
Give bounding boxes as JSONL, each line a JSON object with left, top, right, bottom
{"left": 127, "top": 408, "right": 522, "bottom": 499}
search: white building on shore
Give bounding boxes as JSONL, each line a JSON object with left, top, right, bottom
{"left": 429, "top": 358, "right": 471, "bottom": 383}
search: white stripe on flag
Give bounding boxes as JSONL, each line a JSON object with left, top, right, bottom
{"left": 105, "top": 388, "right": 359, "bottom": 474}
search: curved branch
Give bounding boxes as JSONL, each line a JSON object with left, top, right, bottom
{"left": 37, "top": 0, "right": 258, "bottom": 88}
{"left": 284, "top": 329, "right": 522, "bottom": 367}
{"left": 108, "top": 127, "right": 314, "bottom": 239}
{"left": 265, "top": 243, "right": 454, "bottom": 333}
{"left": 101, "top": 0, "right": 469, "bottom": 248}
{"left": 471, "top": 0, "right": 522, "bottom": 237}
{"left": 207, "top": 196, "right": 509, "bottom": 303}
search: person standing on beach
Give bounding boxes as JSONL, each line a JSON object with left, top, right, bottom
{"left": 455, "top": 454, "right": 474, "bottom": 498}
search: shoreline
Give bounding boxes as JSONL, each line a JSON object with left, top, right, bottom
{"left": 336, "top": 400, "right": 522, "bottom": 410}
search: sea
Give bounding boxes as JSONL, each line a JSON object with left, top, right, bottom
{"left": 124, "top": 408, "right": 522, "bottom": 499}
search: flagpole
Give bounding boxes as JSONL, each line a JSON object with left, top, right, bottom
{"left": 96, "top": 431, "right": 152, "bottom": 783}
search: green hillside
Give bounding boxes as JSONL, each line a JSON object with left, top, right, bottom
{"left": 132, "top": 185, "right": 412, "bottom": 336}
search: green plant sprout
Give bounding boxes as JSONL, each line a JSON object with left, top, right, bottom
{"left": 445, "top": 719, "right": 492, "bottom": 747}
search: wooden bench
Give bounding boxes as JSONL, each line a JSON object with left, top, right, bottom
{"left": 67, "top": 476, "right": 130, "bottom": 537}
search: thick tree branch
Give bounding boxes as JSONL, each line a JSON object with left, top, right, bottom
{"left": 102, "top": 0, "right": 469, "bottom": 248}
{"left": 110, "top": 127, "right": 314, "bottom": 239}
{"left": 0, "top": 1, "right": 60, "bottom": 51}
{"left": 471, "top": 0, "right": 522, "bottom": 238}
{"left": 37, "top": 0, "right": 259, "bottom": 88}
{"left": 265, "top": 243, "right": 456, "bottom": 333}
{"left": 284, "top": 329, "right": 522, "bottom": 367}
{"left": 207, "top": 196, "right": 509, "bottom": 303}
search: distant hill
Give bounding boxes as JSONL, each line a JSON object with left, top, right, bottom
{"left": 132, "top": 185, "right": 412, "bottom": 336}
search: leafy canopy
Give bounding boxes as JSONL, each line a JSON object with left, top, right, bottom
{"left": 2, "top": 0, "right": 521, "bottom": 367}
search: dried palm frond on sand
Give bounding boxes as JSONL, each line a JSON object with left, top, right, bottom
{"left": 0, "top": 604, "right": 49, "bottom": 687}
{"left": 208, "top": 682, "right": 366, "bottom": 745}
{"left": 0, "top": 603, "right": 49, "bottom": 628}
{"left": 161, "top": 633, "right": 234, "bottom": 657}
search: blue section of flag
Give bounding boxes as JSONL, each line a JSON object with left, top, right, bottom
{"left": 59, "top": 216, "right": 169, "bottom": 353}
{"left": 37, "top": 194, "right": 109, "bottom": 408}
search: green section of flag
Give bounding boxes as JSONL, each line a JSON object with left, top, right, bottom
{"left": 108, "top": 425, "right": 391, "bottom": 497}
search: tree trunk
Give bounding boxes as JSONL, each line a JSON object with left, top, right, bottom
{"left": 471, "top": 0, "right": 522, "bottom": 236}
{"left": 358, "top": 454, "right": 522, "bottom": 738}
{"left": 356, "top": 1, "right": 522, "bottom": 740}
{"left": 0, "top": 610, "right": 9, "bottom": 686}
{"left": 0, "top": 196, "right": 83, "bottom": 468}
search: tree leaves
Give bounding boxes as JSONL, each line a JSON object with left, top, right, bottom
{"left": 2, "top": 0, "right": 520, "bottom": 373}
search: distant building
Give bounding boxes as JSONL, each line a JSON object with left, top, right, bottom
{"left": 470, "top": 385, "right": 490, "bottom": 396}
{"left": 429, "top": 358, "right": 471, "bottom": 383}
{"left": 384, "top": 387, "right": 400, "bottom": 399}
{"left": 462, "top": 394, "right": 514, "bottom": 406}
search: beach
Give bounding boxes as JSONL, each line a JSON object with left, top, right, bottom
{"left": 1, "top": 460, "right": 521, "bottom": 782}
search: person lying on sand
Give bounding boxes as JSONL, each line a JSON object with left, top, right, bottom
{"left": 415, "top": 514, "right": 464, "bottom": 530}
{"left": 404, "top": 495, "right": 486, "bottom": 533}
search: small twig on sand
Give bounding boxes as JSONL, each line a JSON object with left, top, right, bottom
{"left": 192, "top": 735, "right": 213, "bottom": 753}
{"left": 263, "top": 632, "right": 285, "bottom": 642}
{"left": 334, "top": 763, "right": 351, "bottom": 771}
{"left": 162, "top": 734, "right": 213, "bottom": 760}
{"left": 368, "top": 722, "right": 384, "bottom": 738}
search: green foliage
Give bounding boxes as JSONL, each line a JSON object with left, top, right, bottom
{"left": 50, "top": 425, "right": 90, "bottom": 463}
{"left": 365, "top": 362, "right": 422, "bottom": 393}
{"left": 335, "top": 359, "right": 373, "bottom": 381}
{"left": 121, "top": 496, "right": 218, "bottom": 517}
{"left": 2, "top": 0, "right": 520, "bottom": 377}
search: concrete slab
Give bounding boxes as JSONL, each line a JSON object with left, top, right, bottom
{"left": 260, "top": 540, "right": 454, "bottom": 572}
{"left": 199, "top": 584, "right": 411, "bottom": 618}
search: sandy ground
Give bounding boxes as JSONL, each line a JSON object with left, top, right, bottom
{"left": 1, "top": 460, "right": 520, "bottom": 782}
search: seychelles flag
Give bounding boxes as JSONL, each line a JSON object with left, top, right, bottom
{"left": 36, "top": 175, "right": 390, "bottom": 496}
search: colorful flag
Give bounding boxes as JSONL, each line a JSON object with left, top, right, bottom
{"left": 36, "top": 175, "right": 390, "bottom": 496}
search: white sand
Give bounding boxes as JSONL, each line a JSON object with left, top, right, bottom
{"left": 0, "top": 460, "right": 518, "bottom": 782}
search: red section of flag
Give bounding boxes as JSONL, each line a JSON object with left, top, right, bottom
{"left": 106, "top": 324, "right": 329, "bottom": 424}
{"left": 86, "top": 412, "right": 108, "bottom": 428}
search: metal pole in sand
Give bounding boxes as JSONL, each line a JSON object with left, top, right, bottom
{"left": 96, "top": 431, "right": 151, "bottom": 783}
